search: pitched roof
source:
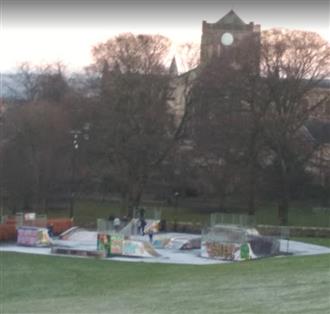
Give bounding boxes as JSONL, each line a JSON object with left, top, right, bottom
{"left": 216, "top": 10, "right": 246, "bottom": 27}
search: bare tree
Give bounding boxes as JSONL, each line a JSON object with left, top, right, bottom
{"left": 260, "top": 29, "right": 330, "bottom": 224}
{"left": 186, "top": 29, "right": 330, "bottom": 223}
{"left": 0, "top": 62, "right": 84, "bottom": 213}
{"left": 92, "top": 33, "right": 171, "bottom": 74}
{"left": 89, "top": 34, "right": 191, "bottom": 217}
{"left": 188, "top": 35, "right": 265, "bottom": 214}
{"left": 1, "top": 101, "right": 71, "bottom": 212}
{"left": 176, "top": 42, "right": 200, "bottom": 73}
{"left": 11, "top": 62, "right": 69, "bottom": 103}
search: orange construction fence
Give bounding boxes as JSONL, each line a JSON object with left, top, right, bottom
{"left": 47, "top": 218, "right": 73, "bottom": 235}
{"left": 0, "top": 218, "right": 73, "bottom": 241}
{"left": 0, "top": 224, "right": 16, "bottom": 241}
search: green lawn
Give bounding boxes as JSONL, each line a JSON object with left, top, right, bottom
{"left": 5, "top": 198, "right": 330, "bottom": 228}
{"left": 1, "top": 252, "right": 330, "bottom": 314}
{"left": 44, "top": 198, "right": 330, "bottom": 228}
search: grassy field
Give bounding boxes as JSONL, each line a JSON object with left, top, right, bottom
{"left": 69, "top": 199, "right": 330, "bottom": 228}
{"left": 5, "top": 198, "right": 330, "bottom": 228}
{"left": 1, "top": 252, "right": 330, "bottom": 314}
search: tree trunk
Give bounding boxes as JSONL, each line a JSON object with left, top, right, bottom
{"left": 125, "top": 178, "right": 146, "bottom": 218}
{"left": 247, "top": 169, "right": 256, "bottom": 216}
{"left": 278, "top": 160, "right": 290, "bottom": 225}
{"left": 278, "top": 197, "right": 289, "bottom": 225}
{"left": 247, "top": 131, "right": 258, "bottom": 216}
{"left": 40, "top": 197, "right": 47, "bottom": 214}
{"left": 322, "top": 177, "right": 330, "bottom": 207}
{"left": 218, "top": 189, "right": 227, "bottom": 212}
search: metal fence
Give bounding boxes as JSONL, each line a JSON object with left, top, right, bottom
{"left": 15, "top": 212, "right": 47, "bottom": 228}
{"left": 209, "top": 213, "right": 256, "bottom": 227}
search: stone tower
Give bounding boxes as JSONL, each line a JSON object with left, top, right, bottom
{"left": 200, "top": 10, "right": 261, "bottom": 65}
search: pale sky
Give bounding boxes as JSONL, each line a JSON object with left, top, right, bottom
{"left": 0, "top": 0, "right": 329, "bottom": 73}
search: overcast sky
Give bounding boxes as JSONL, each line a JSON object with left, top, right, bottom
{"left": 1, "top": 0, "right": 329, "bottom": 72}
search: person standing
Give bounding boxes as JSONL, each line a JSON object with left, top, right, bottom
{"left": 148, "top": 229, "right": 154, "bottom": 243}
{"left": 139, "top": 208, "right": 145, "bottom": 220}
{"left": 113, "top": 217, "right": 121, "bottom": 232}
{"left": 141, "top": 218, "right": 146, "bottom": 236}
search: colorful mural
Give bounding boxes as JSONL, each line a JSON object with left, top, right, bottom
{"left": 17, "top": 226, "right": 51, "bottom": 246}
{"left": 122, "top": 240, "right": 145, "bottom": 257}
{"left": 201, "top": 241, "right": 239, "bottom": 260}
{"left": 110, "top": 234, "right": 124, "bottom": 255}
{"left": 97, "top": 233, "right": 111, "bottom": 257}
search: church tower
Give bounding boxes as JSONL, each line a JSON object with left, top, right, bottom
{"left": 200, "top": 10, "right": 260, "bottom": 65}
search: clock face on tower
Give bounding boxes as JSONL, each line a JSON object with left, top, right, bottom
{"left": 221, "top": 32, "right": 234, "bottom": 46}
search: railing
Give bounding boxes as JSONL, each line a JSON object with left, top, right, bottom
{"left": 209, "top": 213, "right": 256, "bottom": 227}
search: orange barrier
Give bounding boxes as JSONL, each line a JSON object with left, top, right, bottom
{"left": 0, "top": 224, "right": 16, "bottom": 241}
{"left": 0, "top": 218, "right": 73, "bottom": 241}
{"left": 3, "top": 217, "right": 16, "bottom": 225}
{"left": 47, "top": 218, "right": 73, "bottom": 235}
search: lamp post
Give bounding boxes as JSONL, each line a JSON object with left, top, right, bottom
{"left": 174, "top": 191, "right": 180, "bottom": 231}
{"left": 69, "top": 130, "right": 80, "bottom": 219}
{"left": 0, "top": 109, "right": 4, "bottom": 222}
{"left": 69, "top": 123, "right": 90, "bottom": 219}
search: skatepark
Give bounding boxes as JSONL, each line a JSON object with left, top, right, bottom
{"left": 1, "top": 213, "right": 330, "bottom": 264}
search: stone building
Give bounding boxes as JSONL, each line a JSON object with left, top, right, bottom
{"left": 170, "top": 10, "right": 329, "bottom": 126}
{"left": 169, "top": 10, "right": 330, "bottom": 192}
{"left": 200, "top": 10, "right": 260, "bottom": 65}
{"left": 169, "top": 10, "right": 261, "bottom": 119}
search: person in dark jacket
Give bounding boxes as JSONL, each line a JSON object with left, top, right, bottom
{"left": 148, "top": 229, "right": 154, "bottom": 243}
{"left": 140, "top": 218, "right": 147, "bottom": 236}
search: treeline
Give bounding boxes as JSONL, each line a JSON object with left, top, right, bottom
{"left": 1, "top": 31, "right": 329, "bottom": 224}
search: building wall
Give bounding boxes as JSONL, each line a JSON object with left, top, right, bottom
{"left": 200, "top": 14, "right": 260, "bottom": 65}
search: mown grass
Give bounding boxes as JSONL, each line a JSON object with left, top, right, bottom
{"left": 68, "top": 199, "right": 330, "bottom": 228}
{"left": 1, "top": 252, "right": 329, "bottom": 314}
{"left": 5, "top": 198, "right": 330, "bottom": 228}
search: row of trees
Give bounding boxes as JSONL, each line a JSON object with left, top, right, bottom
{"left": 1, "top": 30, "right": 329, "bottom": 224}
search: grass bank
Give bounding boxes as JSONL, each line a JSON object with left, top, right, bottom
{"left": 1, "top": 252, "right": 329, "bottom": 314}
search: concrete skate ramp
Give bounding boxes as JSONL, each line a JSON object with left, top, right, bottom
{"left": 121, "top": 219, "right": 160, "bottom": 236}
{"left": 202, "top": 225, "right": 280, "bottom": 260}
{"left": 60, "top": 228, "right": 98, "bottom": 244}
{"left": 150, "top": 233, "right": 201, "bottom": 250}
{"left": 59, "top": 226, "right": 80, "bottom": 240}
{"left": 122, "top": 240, "right": 161, "bottom": 257}
{"left": 54, "top": 227, "right": 160, "bottom": 258}
{"left": 52, "top": 228, "right": 98, "bottom": 255}
{"left": 248, "top": 235, "right": 280, "bottom": 256}
{"left": 159, "top": 234, "right": 201, "bottom": 250}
